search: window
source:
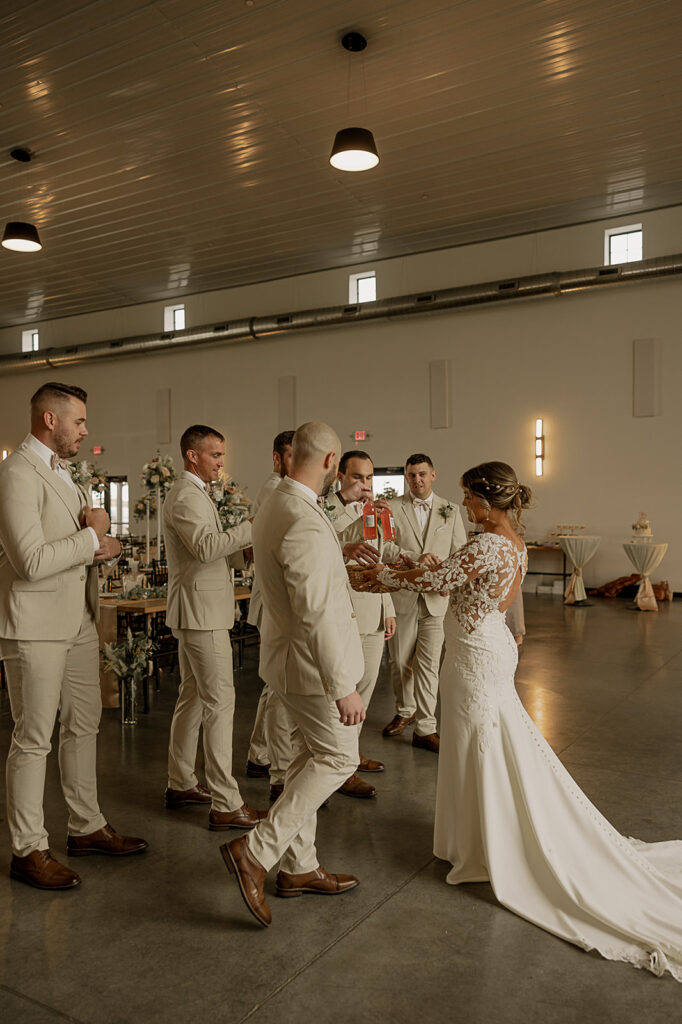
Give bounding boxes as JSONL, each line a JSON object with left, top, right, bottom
{"left": 164, "top": 304, "right": 186, "bottom": 331}
{"left": 349, "top": 271, "right": 376, "bottom": 304}
{"left": 94, "top": 476, "right": 129, "bottom": 536}
{"left": 605, "top": 225, "right": 642, "bottom": 265}
{"left": 372, "top": 466, "right": 405, "bottom": 497}
{"left": 21, "top": 329, "right": 39, "bottom": 352}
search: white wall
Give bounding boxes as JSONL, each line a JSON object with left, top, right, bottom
{"left": 1, "top": 208, "right": 680, "bottom": 589}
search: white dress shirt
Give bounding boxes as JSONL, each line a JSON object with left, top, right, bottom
{"left": 412, "top": 492, "right": 433, "bottom": 535}
{"left": 286, "top": 476, "right": 320, "bottom": 505}
{"left": 24, "top": 434, "right": 98, "bottom": 557}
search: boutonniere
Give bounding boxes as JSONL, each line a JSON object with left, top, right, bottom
{"left": 439, "top": 503, "right": 455, "bottom": 521}
{"left": 321, "top": 498, "right": 337, "bottom": 521}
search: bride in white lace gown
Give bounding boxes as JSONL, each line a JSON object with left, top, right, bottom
{"left": 363, "top": 461, "right": 682, "bottom": 981}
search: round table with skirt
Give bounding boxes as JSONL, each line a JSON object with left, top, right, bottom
{"left": 558, "top": 535, "right": 601, "bottom": 605}
{"left": 622, "top": 541, "right": 668, "bottom": 611}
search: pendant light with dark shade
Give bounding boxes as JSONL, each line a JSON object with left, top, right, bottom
{"left": 2, "top": 221, "right": 42, "bottom": 252}
{"left": 2, "top": 149, "right": 42, "bottom": 252}
{"left": 329, "top": 32, "right": 379, "bottom": 172}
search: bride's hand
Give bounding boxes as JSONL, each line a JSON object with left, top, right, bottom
{"left": 398, "top": 554, "right": 418, "bottom": 569}
{"left": 418, "top": 553, "right": 442, "bottom": 569}
{"left": 358, "top": 565, "right": 384, "bottom": 593}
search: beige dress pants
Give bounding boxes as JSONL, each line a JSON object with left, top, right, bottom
{"left": 168, "top": 628, "right": 242, "bottom": 812}
{"left": 357, "top": 630, "right": 385, "bottom": 736}
{"left": 2, "top": 609, "right": 107, "bottom": 857}
{"left": 388, "top": 595, "right": 445, "bottom": 736}
{"left": 247, "top": 689, "right": 359, "bottom": 875}
{"left": 247, "top": 683, "right": 270, "bottom": 766}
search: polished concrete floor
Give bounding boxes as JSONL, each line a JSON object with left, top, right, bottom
{"left": 0, "top": 595, "right": 680, "bottom": 1024}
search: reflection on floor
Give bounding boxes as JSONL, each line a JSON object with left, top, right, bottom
{"left": 0, "top": 595, "right": 680, "bottom": 1023}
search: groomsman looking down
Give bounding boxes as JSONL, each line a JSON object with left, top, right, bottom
{"left": 163, "top": 424, "right": 265, "bottom": 830}
{"left": 382, "top": 454, "right": 466, "bottom": 753}
{"left": 327, "top": 450, "right": 396, "bottom": 798}
{"left": 245, "top": 430, "right": 296, "bottom": 794}
{"left": 222, "top": 421, "right": 364, "bottom": 927}
{"left": 0, "top": 382, "right": 147, "bottom": 891}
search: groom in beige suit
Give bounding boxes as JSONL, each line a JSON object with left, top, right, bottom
{"left": 0, "top": 382, "right": 148, "bottom": 891}
{"left": 163, "top": 424, "right": 264, "bottom": 830}
{"left": 326, "top": 450, "right": 396, "bottom": 798}
{"left": 383, "top": 453, "right": 466, "bottom": 752}
{"left": 221, "top": 421, "right": 365, "bottom": 927}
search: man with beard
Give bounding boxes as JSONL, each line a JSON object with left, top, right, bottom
{"left": 221, "top": 422, "right": 364, "bottom": 927}
{"left": 0, "top": 382, "right": 148, "bottom": 890}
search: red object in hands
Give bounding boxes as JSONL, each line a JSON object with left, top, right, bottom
{"left": 362, "top": 500, "right": 377, "bottom": 540}
{"left": 379, "top": 506, "right": 396, "bottom": 541}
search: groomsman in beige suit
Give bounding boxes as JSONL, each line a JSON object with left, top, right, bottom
{"left": 0, "top": 382, "right": 148, "bottom": 891}
{"left": 221, "top": 422, "right": 365, "bottom": 927}
{"left": 163, "top": 424, "right": 265, "bottom": 830}
{"left": 326, "top": 450, "right": 396, "bottom": 798}
{"left": 382, "top": 453, "right": 466, "bottom": 753}
{"left": 245, "top": 430, "right": 295, "bottom": 788}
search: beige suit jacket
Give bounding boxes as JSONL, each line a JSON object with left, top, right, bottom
{"left": 163, "top": 472, "right": 251, "bottom": 631}
{"left": 383, "top": 492, "right": 467, "bottom": 617}
{"left": 326, "top": 493, "right": 395, "bottom": 635}
{"left": 0, "top": 442, "right": 99, "bottom": 640}
{"left": 246, "top": 471, "right": 281, "bottom": 628}
{"left": 253, "top": 477, "right": 364, "bottom": 701}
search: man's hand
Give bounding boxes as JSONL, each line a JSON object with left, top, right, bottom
{"left": 339, "top": 480, "right": 373, "bottom": 505}
{"left": 83, "top": 506, "right": 110, "bottom": 539}
{"left": 94, "top": 536, "right": 121, "bottom": 563}
{"left": 418, "top": 552, "right": 441, "bottom": 570}
{"left": 343, "top": 541, "right": 380, "bottom": 566}
{"left": 384, "top": 616, "right": 396, "bottom": 640}
{"left": 373, "top": 495, "right": 391, "bottom": 512}
{"left": 335, "top": 690, "right": 366, "bottom": 726}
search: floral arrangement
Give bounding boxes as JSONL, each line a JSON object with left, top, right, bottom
{"left": 132, "top": 494, "right": 157, "bottom": 522}
{"left": 439, "top": 502, "right": 455, "bottom": 521}
{"left": 103, "top": 628, "right": 156, "bottom": 681}
{"left": 381, "top": 486, "right": 398, "bottom": 500}
{"left": 69, "top": 460, "right": 108, "bottom": 494}
{"left": 211, "top": 470, "right": 252, "bottom": 531}
{"left": 141, "top": 453, "right": 177, "bottom": 496}
{"left": 321, "top": 497, "right": 338, "bottom": 521}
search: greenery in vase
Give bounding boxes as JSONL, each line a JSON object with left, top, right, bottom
{"left": 103, "top": 628, "right": 156, "bottom": 681}
{"left": 122, "top": 584, "right": 168, "bottom": 600}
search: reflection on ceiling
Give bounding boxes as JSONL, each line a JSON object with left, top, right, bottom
{"left": 1, "top": 0, "right": 682, "bottom": 327}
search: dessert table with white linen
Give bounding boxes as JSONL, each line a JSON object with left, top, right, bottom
{"left": 622, "top": 541, "right": 668, "bottom": 611}
{"left": 557, "top": 535, "right": 601, "bottom": 604}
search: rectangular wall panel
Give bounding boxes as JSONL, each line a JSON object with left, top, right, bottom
{"left": 277, "top": 375, "right": 297, "bottom": 431}
{"left": 156, "top": 387, "right": 171, "bottom": 444}
{"left": 632, "top": 338, "right": 661, "bottom": 417}
{"left": 429, "top": 359, "right": 451, "bottom": 429}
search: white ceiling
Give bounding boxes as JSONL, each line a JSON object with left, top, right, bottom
{"left": 1, "top": 0, "right": 681, "bottom": 327}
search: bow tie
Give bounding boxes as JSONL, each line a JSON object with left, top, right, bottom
{"left": 51, "top": 453, "right": 70, "bottom": 472}
{"left": 413, "top": 499, "right": 431, "bottom": 509}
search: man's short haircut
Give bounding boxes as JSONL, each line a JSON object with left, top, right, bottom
{"left": 273, "top": 430, "right": 295, "bottom": 457}
{"left": 405, "top": 453, "right": 434, "bottom": 470}
{"left": 292, "top": 422, "right": 341, "bottom": 465}
{"left": 30, "top": 382, "right": 87, "bottom": 414}
{"left": 180, "top": 424, "right": 225, "bottom": 458}
{"left": 339, "top": 450, "right": 374, "bottom": 475}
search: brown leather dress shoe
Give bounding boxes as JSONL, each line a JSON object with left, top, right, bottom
{"left": 382, "top": 713, "right": 416, "bottom": 737}
{"left": 165, "top": 783, "right": 212, "bottom": 808}
{"left": 220, "top": 836, "right": 271, "bottom": 927}
{"left": 67, "top": 824, "right": 148, "bottom": 856}
{"left": 209, "top": 804, "right": 267, "bottom": 831}
{"left": 246, "top": 760, "right": 271, "bottom": 779}
{"left": 275, "top": 866, "right": 359, "bottom": 898}
{"left": 338, "top": 772, "right": 376, "bottom": 798}
{"left": 412, "top": 732, "right": 440, "bottom": 753}
{"left": 269, "top": 783, "right": 284, "bottom": 802}
{"left": 10, "top": 849, "right": 81, "bottom": 890}
{"left": 358, "top": 753, "right": 385, "bottom": 773}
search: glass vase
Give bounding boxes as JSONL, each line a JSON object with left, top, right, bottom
{"left": 121, "top": 674, "right": 138, "bottom": 726}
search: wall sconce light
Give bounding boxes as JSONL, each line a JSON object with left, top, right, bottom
{"left": 535, "top": 418, "right": 544, "bottom": 477}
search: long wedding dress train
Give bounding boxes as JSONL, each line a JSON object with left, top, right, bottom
{"left": 381, "top": 531, "right": 682, "bottom": 980}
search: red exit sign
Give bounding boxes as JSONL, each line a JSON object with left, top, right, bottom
{"left": 92, "top": 445, "right": 104, "bottom": 455}
{"left": 354, "top": 430, "right": 366, "bottom": 442}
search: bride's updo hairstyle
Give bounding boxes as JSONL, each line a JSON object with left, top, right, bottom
{"left": 460, "top": 461, "right": 532, "bottom": 534}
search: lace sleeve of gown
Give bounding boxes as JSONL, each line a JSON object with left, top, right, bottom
{"left": 377, "top": 532, "right": 513, "bottom": 593}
